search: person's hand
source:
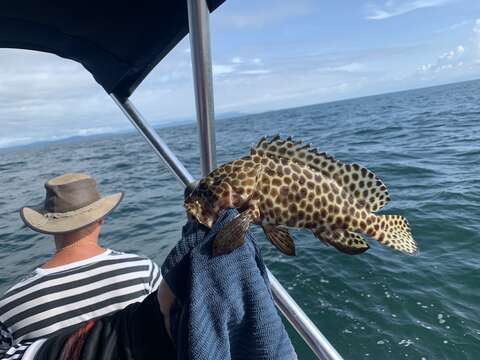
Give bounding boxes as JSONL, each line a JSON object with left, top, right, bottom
{"left": 157, "top": 278, "right": 175, "bottom": 340}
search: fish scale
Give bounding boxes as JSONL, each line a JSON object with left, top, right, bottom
{"left": 184, "top": 135, "right": 417, "bottom": 257}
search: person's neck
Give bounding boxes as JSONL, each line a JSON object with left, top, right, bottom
{"left": 42, "top": 228, "right": 106, "bottom": 269}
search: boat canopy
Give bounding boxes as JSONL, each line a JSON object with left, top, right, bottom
{"left": 0, "top": 0, "right": 225, "bottom": 98}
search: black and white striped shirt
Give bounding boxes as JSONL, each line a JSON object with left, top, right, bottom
{"left": 0, "top": 249, "right": 161, "bottom": 359}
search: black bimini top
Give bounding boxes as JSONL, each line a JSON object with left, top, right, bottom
{"left": 0, "top": 0, "right": 225, "bottom": 98}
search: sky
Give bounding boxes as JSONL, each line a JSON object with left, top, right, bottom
{"left": 1, "top": 0, "right": 480, "bottom": 148}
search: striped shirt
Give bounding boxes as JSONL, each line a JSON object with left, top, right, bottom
{"left": 0, "top": 249, "right": 161, "bottom": 360}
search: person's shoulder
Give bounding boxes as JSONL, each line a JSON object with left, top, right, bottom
{"left": 106, "top": 249, "right": 155, "bottom": 264}
{"left": 1, "top": 270, "right": 41, "bottom": 301}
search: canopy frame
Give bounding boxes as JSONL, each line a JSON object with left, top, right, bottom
{"left": 110, "top": 1, "right": 343, "bottom": 359}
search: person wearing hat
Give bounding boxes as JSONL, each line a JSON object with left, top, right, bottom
{"left": 0, "top": 173, "right": 295, "bottom": 360}
{"left": 0, "top": 173, "right": 176, "bottom": 360}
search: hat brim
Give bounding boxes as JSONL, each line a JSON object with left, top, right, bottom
{"left": 20, "top": 192, "right": 124, "bottom": 235}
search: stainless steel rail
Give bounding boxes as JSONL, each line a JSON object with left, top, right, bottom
{"left": 110, "top": 1, "right": 344, "bottom": 358}
{"left": 110, "top": 95, "right": 195, "bottom": 187}
{"left": 187, "top": 0, "right": 217, "bottom": 176}
{"left": 110, "top": 95, "right": 344, "bottom": 360}
{"left": 268, "top": 269, "right": 344, "bottom": 360}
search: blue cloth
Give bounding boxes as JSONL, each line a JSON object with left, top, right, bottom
{"left": 161, "top": 209, "right": 296, "bottom": 360}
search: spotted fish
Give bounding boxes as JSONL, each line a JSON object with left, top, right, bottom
{"left": 184, "top": 135, "right": 417, "bottom": 257}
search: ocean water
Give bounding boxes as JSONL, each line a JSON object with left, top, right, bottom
{"left": 1, "top": 80, "right": 479, "bottom": 359}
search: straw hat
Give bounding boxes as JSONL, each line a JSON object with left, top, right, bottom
{"left": 20, "top": 173, "right": 124, "bottom": 234}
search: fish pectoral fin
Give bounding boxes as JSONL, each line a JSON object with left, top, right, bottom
{"left": 262, "top": 224, "right": 296, "bottom": 256}
{"left": 312, "top": 228, "right": 369, "bottom": 255}
{"left": 212, "top": 211, "right": 251, "bottom": 256}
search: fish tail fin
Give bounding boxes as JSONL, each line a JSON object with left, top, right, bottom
{"left": 370, "top": 215, "right": 417, "bottom": 255}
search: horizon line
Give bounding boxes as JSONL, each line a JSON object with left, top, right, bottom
{"left": 1, "top": 77, "right": 479, "bottom": 151}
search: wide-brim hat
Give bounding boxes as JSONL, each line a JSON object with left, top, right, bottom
{"left": 20, "top": 173, "right": 124, "bottom": 235}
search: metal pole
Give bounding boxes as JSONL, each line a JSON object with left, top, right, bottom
{"left": 268, "top": 270, "right": 344, "bottom": 360}
{"left": 111, "top": 95, "right": 343, "bottom": 360}
{"left": 187, "top": 0, "right": 217, "bottom": 176}
{"left": 110, "top": 94, "right": 195, "bottom": 187}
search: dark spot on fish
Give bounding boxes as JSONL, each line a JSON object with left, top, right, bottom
{"left": 328, "top": 165, "right": 335, "bottom": 172}
{"left": 284, "top": 167, "right": 291, "bottom": 175}
{"left": 315, "top": 174, "right": 323, "bottom": 182}
{"left": 307, "top": 181, "right": 315, "bottom": 190}
{"left": 361, "top": 168, "right": 368, "bottom": 177}
{"left": 336, "top": 196, "right": 342, "bottom": 205}
{"left": 327, "top": 193, "right": 334, "bottom": 202}
{"left": 280, "top": 186, "right": 289, "bottom": 197}
{"left": 298, "top": 211, "right": 305, "bottom": 220}
{"left": 349, "top": 184, "right": 356, "bottom": 192}
{"left": 304, "top": 170, "right": 313, "bottom": 180}
{"left": 291, "top": 163, "right": 301, "bottom": 173}
{"left": 298, "top": 152, "right": 306, "bottom": 159}
{"left": 322, "top": 183, "right": 329, "bottom": 193}
{"left": 352, "top": 164, "right": 360, "bottom": 171}
{"left": 320, "top": 208, "right": 327, "bottom": 218}
{"left": 270, "top": 187, "right": 278, "bottom": 197}
{"left": 314, "top": 198, "right": 321, "bottom": 207}
{"left": 291, "top": 183, "right": 299, "bottom": 192}
{"left": 272, "top": 178, "right": 282, "bottom": 186}
{"left": 306, "top": 154, "right": 313, "bottom": 161}
{"left": 306, "top": 204, "right": 313, "bottom": 212}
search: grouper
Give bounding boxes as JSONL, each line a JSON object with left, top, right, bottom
{"left": 184, "top": 135, "right": 417, "bottom": 257}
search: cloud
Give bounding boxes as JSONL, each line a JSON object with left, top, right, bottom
{"left": 239, "top": 69, "right": 271, "bottom": 75}
{"left": 212, "top": 64, "right": 235, "bottom": 76}
{"left": 366, "top": 0, "right": 453, "bottom": 20}
{"left": 231, "top": 57, "right": 242, "bottom": 64}
{"left": 216, "top": 0, "right": 313, "bottom": 29}
{"left": 418, "top": 45, "right": 466, "bottom": 73}
{"left": 317, "top": 62, "right": 365, "bottom": 73}
{"left": 435, "top": 19, "right": 472, "bottom": 33}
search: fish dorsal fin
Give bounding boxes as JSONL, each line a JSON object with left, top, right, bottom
{"left": 253, "top": 135, "right": 390, "bottom": 212}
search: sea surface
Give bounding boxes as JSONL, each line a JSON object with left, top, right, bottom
{"left": 1, "top": 80, "right": 479, "bottom": 359}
